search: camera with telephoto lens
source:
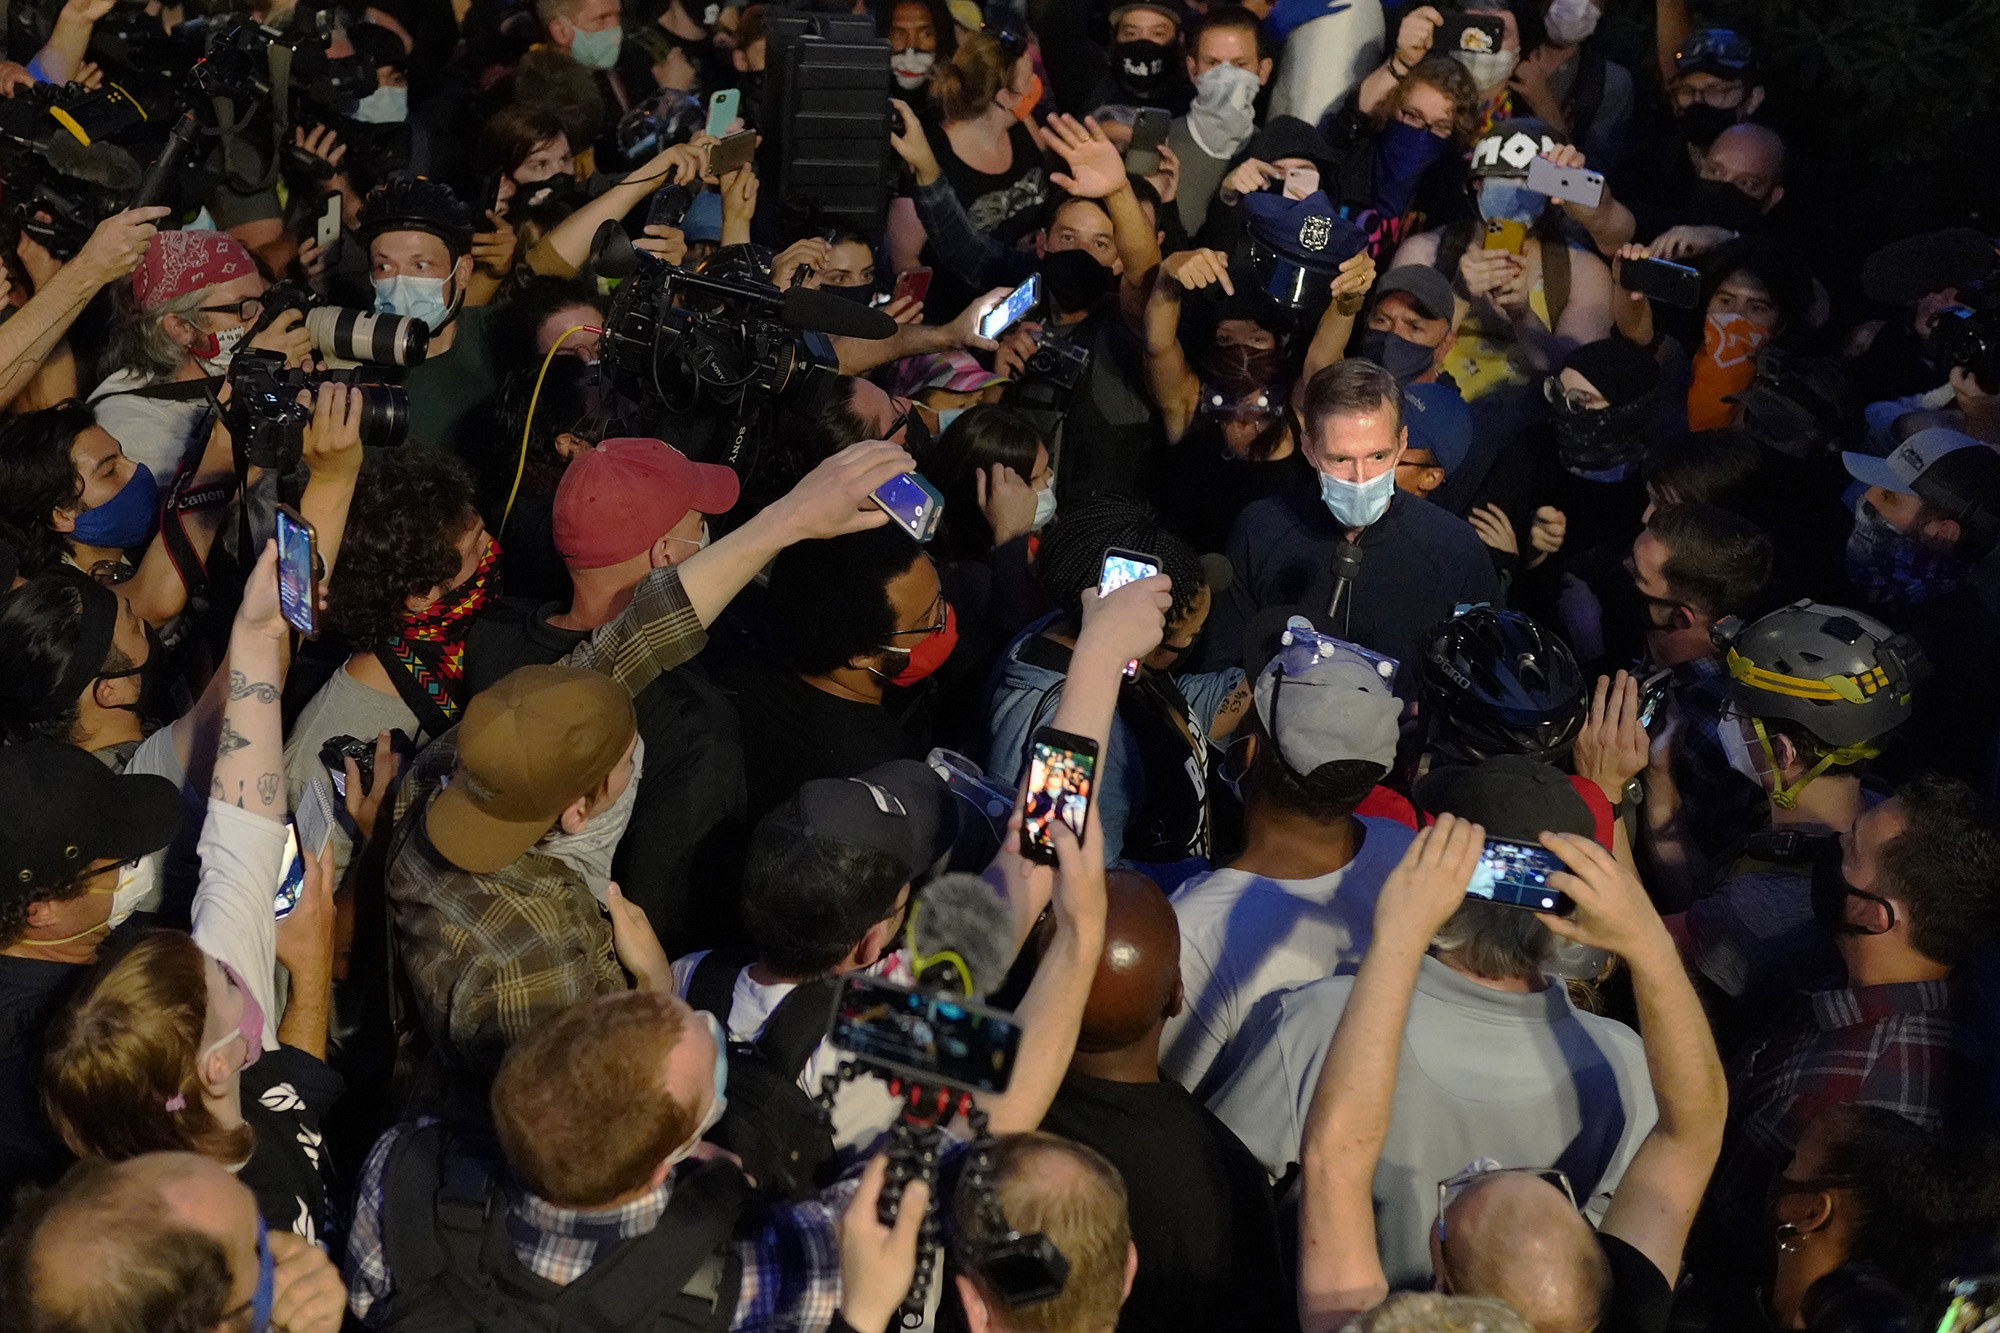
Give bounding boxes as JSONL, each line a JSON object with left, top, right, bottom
{"left": 224, "top": 349, "right": 409, "bottom": 469}
{"left": 599, "top": 258, "right": 843, "bottom": 468}
{"left": 257, "top": 280, "right": 430, "bottom": 368}
{"left": 0, "top": 81, "right": 148, "bottom": 258}
{"left": 1928, "top": 273, "right": 2000, "bottom": 395}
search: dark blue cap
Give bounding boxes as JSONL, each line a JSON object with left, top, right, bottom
{"left": 1243, "top": 190, "right": 1367, "bottom": 306}
{"left": 1403, "top": 383, "right": 1473, "bottom": 475}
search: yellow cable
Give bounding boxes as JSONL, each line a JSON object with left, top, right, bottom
{"left": 501, "top": 323, "right": 599, "bottom": 534}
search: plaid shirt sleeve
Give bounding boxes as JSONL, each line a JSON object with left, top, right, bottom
{"left": 342, "top": 1121, "right": 422, "bottom": 1325}
{"left": 731, "top": 1174, "right": 862, "bottom": 1333}
{"left": 561, "top": 563, "right": 706, "bottom": 700}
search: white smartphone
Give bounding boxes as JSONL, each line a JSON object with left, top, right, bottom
{"left": 1526, "top": 155, "right": 1604, "bottom": 209}
{"left": 315, "top": 194, "right": 341, "bottom": 250}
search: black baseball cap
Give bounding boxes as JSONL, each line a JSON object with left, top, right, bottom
{"left": 1413, "top": 754, "right": 1594, "bottom": 842}
{"left": 795, "top": 759, "right": 960, "bottom": 879}
{"left": 0, "top": 740, "right": 182, "bottom": 891}
{"left": 1373, "top": 265, "right": 1456, "bottom": 322}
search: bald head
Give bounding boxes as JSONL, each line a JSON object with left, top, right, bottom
{"left": 1702, "top": 123, "right": 1785, "bottom": 208}
{"left": 1077, "top": 870, "right": 1182, "bottom": 1054}
{"left": 1437, "top": 1173, "right": 1610, "bottom": 1333}
{"left": 0, "top": 1153, "right": 252, "bottom": 1333}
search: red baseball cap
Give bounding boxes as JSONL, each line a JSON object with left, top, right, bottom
{"left": 553, "top": 438, "right": 740, "bottom": 570}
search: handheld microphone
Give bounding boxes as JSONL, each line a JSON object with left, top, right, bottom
{"left": 131, "top": 112, "right": 200, "bottom": 211}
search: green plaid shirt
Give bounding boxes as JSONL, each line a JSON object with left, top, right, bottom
{"left": 385, "top": 564, "right": 706, "bottom": 1079}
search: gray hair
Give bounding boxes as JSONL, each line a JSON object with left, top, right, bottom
{"left": 106, "top": 286, "right": 208, "bottom": 381}
{"left": 1432, "top": 899, "right": 1556, "bottom": 981}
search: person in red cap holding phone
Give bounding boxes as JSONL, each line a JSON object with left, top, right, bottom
{"left": 463, "top": 438, "right": 749, "bottom": 950}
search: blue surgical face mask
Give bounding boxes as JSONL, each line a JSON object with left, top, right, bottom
{"left": 1478, "top": 178, "right": 1548, "bottom": 224}
{"left": 1318, "top": 464, "right": 1396, "bottom": 528}
{"left": 935, "top": 407, "right": 967, "bottom": 434}
{"left": 70, "top": 463, "right": 159, "bottom": 549}
{"left": 373, "top": 272, "right": 457, "bottom": 332}
{"left": 568, "top": 23, "right": 623, "bottom": 70}
{"left": 353, "top": 84, "right": 408, "bottom": 123}
{"left": 1032, "top": 482, "right": 1058, "bottom": 531}
{"left": 250, "top": 1215, "right": 274, "bottom": 1333}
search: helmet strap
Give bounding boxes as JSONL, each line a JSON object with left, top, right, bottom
{"left": 1755, "top": 716, "right": 1879, "bottom": 811}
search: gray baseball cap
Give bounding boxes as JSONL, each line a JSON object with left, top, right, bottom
{"left": 1251, "top": 618, "right": 1401, "bottom": 775}
{"left": 1373, "top": 265, "right": 1457, "bottom": 322}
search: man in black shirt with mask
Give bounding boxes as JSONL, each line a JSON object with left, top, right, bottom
{"left": 1616, "top": 27, "right": 1769, "bottom": 244}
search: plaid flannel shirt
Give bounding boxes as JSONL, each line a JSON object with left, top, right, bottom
{"left": 344, "top": 1120, "right": 860, "bottom": 1332}
{"left": 1664, "top": 655, "right": 1770, "bottom": 861}
{"left": 1710, "top": 978, "right": 1962, "bottom": 1249}
{"left": 385, "top": 564, "right": 706, "bottom": 1077}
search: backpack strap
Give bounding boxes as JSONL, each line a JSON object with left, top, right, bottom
{"left": 377, "top": 1121, "right": 508, "bottom": 1329}
{"left": 755, "top": 976, "right": 843, "bottom": 1081}
{"left": 1542, "top": 236, "right": 1571, "bottom": 333}
{"left": 556, "top": 1158, "right": 751, "bottom": 1333}
{"left": 686, "top": 949, "right": 755, "bottom": 1024}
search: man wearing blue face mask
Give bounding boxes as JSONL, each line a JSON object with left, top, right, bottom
{"left": 1199, "top": 358, "right": 1497, "bottom": 688}
{"left": 0, "top": 1151, "right": 345, "bottom": 1333}
{"left": 356, "top": 178, "right": 499, "bottom": 454}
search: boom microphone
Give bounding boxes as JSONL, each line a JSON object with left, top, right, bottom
{"left": 908, "top": 872, "right": 1017, "bottom": 999}
{"left": 131, "top": 112, "right": 202, "bottom": 211}
{"left": 780, "top": 286, "right": 899, "bottom": 340}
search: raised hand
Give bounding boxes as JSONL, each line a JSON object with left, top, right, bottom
{"left": 1373, "top": 812, "right": 1484, "bottom": 945}
{"left": 1046, "top": 113, "right": 1128, "bottom": 200}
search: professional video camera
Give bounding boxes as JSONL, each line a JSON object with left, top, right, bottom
{"left": 0, "top": 81, "right": 145, "bottom": 257}
{"left": 599, "top": 259, "right": 883, "bottom": 467}
{"left": 1929, "top": 274, "right": 2000, "bottom": 395}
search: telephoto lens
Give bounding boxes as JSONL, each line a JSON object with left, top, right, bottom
{"left": 351, "top": 384, "right": 410, "bottom": 449}
{"left": 305, "top": 307, "right": 429, "bottom": 367}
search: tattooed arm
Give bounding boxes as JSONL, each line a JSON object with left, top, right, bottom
{"left": 211, "top": 542, "right": 289, "bottom": 820}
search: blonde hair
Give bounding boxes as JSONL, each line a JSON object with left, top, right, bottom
{"left": 42, "top": 931, "right": 256, "bottom": 1168}
{"left": 954, "top": 1133, "right": 1131, "bottom": 1333}
{"left": 932, "top": 29, "right": 1016, "bottom": 122}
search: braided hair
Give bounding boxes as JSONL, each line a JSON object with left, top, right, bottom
{"left": 1036, "top": 493, "right": 1206, "bottom": 626}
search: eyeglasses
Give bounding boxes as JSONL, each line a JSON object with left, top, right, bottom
{"left": 198, "top": 297, "right": 264, "bottom": 322}
{"left": 1543, "top": 377, "right": 1606, "bottom": 413}
{"left": 1397, "top": 105, "right": 1456, "bottom": 139}
{"left": 1435, "top": 1166, "right": 1576, "bottom": 1242}
{"left": 883, "top": 590, "right": 948, "bottom": 639}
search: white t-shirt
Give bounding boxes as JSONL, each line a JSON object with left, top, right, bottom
{"left": 670, "top": 950, "right": 905, "bottom": 1152}
{"left": 192, "top": 799, "right": 288, "bottom": 1052}
{"left": 1161, "top": 816, "right": 1415, "bottom": 1095}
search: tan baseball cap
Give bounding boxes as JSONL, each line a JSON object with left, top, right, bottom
{"left": 426, "top": 665, "right": 637, "bottom": 874}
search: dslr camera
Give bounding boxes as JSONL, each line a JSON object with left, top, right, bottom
{"left": 1929, "top": 274, "right": 2000, "bottom": 395}
{"left": 257, "top": 280, "right": 430, "bottom": 369}
{"left": 224, "top": 350, "right": 409, "bottom": 469}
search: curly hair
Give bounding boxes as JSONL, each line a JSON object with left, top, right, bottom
{"left": 1380, "top": 54, "right": 1480, "bottom": 147}
{"left": 0, "top": 400, "right": 95, "bottom": 577}
{"left": 42, "top": 929, "right": 257, "bottom": 1168}
{"left": 0, "top": 856, "right": 103, "bottom": 952}
{"left": 765, "top": 524, "right": 929, "bottom": 677}
{"left": 1036, "top": 492, "right": 1207, "bottom": 626}
{"left": 326, "top": 450, "right": 479, "bottom": 650}
{"left": 1880, "top": 771, "right": 2000, "bottom": 966}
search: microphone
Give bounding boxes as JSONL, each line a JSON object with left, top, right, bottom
{"left": 781, "top": 286, "right": 899, "bottom": 340}
{"left": 130, "top": 112, "right": 200, "bottom": 210}
{"left": 907, "top": 872, "right": 1017, "bottom": 999}
{"left": 41, "top": 135, "right": 140, "bottom": 192}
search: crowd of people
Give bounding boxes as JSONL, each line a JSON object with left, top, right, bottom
{"left": 2, "top": 0, "right": 2000, "bottom": 1329}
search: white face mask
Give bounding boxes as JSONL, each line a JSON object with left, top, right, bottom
{"left": 1032, "top": 483, "right": 1058, "bottom": 531}
{"left": 1456, "top": 48, "right": 1520, "bottom": 93}
{"left": 105, "top": 853, "right": 162, "bottom": 932}
{"left": 1186, "top": 62, "right": 1261, "bottom": 160}
{"left": 1544, "top": 0, "right": 1600, "bottom": 45}
{"left": 539, "top": 736, "right": 645, "bottom": 901}
{"left": 353, "top": 84, "right": 409, "bottom": 124}
{"left": 194, "top": 323, "right": 249, "bottom": 374}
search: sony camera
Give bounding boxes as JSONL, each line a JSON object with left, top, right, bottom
{"left": 224, "top": 349, "right": 409, "bottom": 470}
{"left": 0, "top": 81, "right": 148, "bottom": 258}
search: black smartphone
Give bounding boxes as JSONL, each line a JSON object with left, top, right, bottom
{"left": 1465, "top": 836, "right": 1575, "bottom": 915}
{"left": 275, "top": 504, "right": 319, "bottom": 638}
{"left": 1021, "top": 726, "right": 1100, "bottom": 864}
{"left": 1124, "top": 106, "right": 1170, "bottom": 176}
{"left": 1635, "top": 667, "right": 1672, "bottom": 730}
{"left": 706, "top": 128, "right": 757, "bottom": 178}
{"left": 480, "top": 171, "right": 505, "bottom": 222}
{"left": 1617, "top": 255, "right": 1702, "bottom": 310}
{"left": 828, "top": 973, "right": 1022, "bottom": 1093}
{"left": 1435, "top": 12, "right": 1506, "bottom": 54}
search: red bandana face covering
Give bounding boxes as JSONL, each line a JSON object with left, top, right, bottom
{"left": 380, "top": 536, "right": 502, "bottom": 731}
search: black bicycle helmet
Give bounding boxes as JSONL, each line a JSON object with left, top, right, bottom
{"left": 1421, "top": 605, "right": 1586, "bottom": 764}
{"left": 355, "top": 175, "right": 476, "bottom": 256}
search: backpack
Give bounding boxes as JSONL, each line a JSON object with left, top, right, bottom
{"left": 374, "top": 1122, "right": 748, "bottom": 1333}
{"left": 685, "top": 952, "right": 843, "bottom": 1202}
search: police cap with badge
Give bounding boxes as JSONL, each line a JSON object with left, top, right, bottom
{"left": 1242, "top": 190, "right": 1368, "bottom": 308}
